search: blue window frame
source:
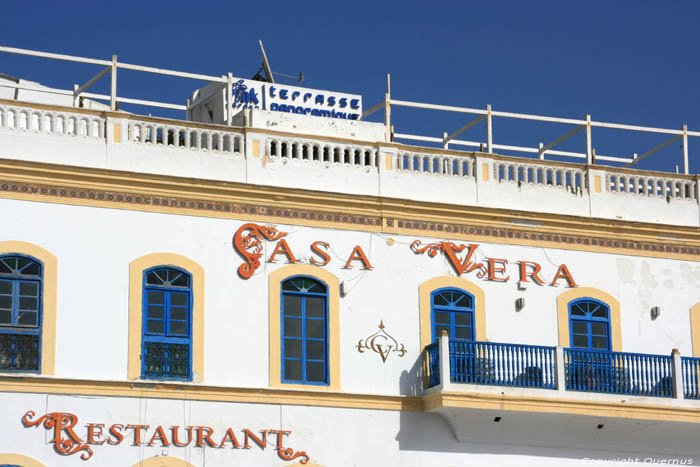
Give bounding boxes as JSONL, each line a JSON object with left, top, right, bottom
{"left": 141, "top": 266, "right": 192, "bottom": 381}
{"left": 569, "top": 298, "right": 611, "bottom": 351}
{"left": 0, "top": 254, "right": 43, "bottom": 373}
{"left": 281, "top": 276, "right": 328, "bottom": 385}
{"left": 431, "top": 288, "right": 475, "bottom": 342}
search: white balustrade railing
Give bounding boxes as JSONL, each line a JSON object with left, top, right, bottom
{"left": 265, "top": 136, "right": 378, "bottom": 169}
{"left": 495, "top": 160, "right": 586, "bottom": 191}
{"left": 396, "top": 151, "right": 476, "bottom": 178}
{"left": 128, "top": 120, "right": 243, "bottom": 155}
{"left": 0, "top": 104, "right": 104, "bottom": 139}
{"left": 607, "top": 173, "right": 698, "bottom": 201}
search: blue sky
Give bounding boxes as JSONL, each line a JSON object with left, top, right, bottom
{"left": 2, "top": 0, "right": 699, "bottom": 173}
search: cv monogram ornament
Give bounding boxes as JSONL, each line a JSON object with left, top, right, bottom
{"left": 356, "top": 321, "right": 407, "bottom": 363}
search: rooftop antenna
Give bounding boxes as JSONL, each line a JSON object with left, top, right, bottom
{"left": 252, "top": 40, "right": 303, "bottom": 84}
{"left": 259, "top": 40, "right": 274, "bottom": 83}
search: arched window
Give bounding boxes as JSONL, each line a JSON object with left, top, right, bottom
{"left": 281, "top": 276, "right": 328, "bottom": 385}
{"left": 0, "top": 255, "right": 43, "bottom": 373}
{"left": 141, "top": 266, "right": 192, "bottom": 381}
{"left": 431, "top": 288, "right": 475, "bottom": 342}
{"left": 569, "top": 298, "right": 611, "bottom": 351}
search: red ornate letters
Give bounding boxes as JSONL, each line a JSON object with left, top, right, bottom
{"left": 233, "top": 223, "right": 373, "bottom": 278}
{"left": 22, "top": 410, "right": 310, "bottom": 463}
{"left": 412, "top": 239, "right": 576, "bottom": 286}
{"left": 22, "top": 411, "right": 94, "bottom": 460}
{"left": 233, "top": 223, "right": 288, "bottom": 278}
{"left": 411, "top": 240, "right": 486, "bottom": 277}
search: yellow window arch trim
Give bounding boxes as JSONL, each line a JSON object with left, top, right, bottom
{"left": 130, "top": 455, "right": 197, "bottom": 467}
{"left": 690, "top": 302, "right": 700, "bottom": 357}
{"left": 556, "top": 287, "right": 622, "bottom": 352}
{"left": 269, "top": 264, "right": 340, "bottom": 392}
{"left": 128, "top": 253, "right": 205, "bottom": 382}
{"left": 418, "top": 276, "right": 486, "bottom": 351}
{"left": 0, "top": 453, "right": 46, "bottom": 467}
{"left": 0, "top": 241, "right": 57, "bottom": 376}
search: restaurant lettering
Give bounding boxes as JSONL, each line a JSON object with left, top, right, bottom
{"left": 22, "top": 410, "right": 309, "bottom": 463}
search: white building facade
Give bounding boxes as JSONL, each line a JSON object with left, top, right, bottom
{"left": 0, "top": 51, "right": 700, "bottom": 466}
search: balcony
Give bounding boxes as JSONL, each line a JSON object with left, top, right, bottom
{"left": 424, "top": 335, "right": 697, "bottom": 399}
{"left": 422, "top": 335, "right": 700, "bottom": 452}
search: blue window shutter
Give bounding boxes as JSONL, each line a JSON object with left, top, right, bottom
{"left": 431, "top": 288, "right": 475, "bottom": 342}
{"left": 568, "top": 298, "right": 611, "bottom": 351}
{"left": 141, "top": 266, "right": 193, "bottom": 381}
{"left": 0, "top": 254, "right": 43, "bottom": 373}
{"left": 281, "top": 276, "right": 329, "bottom": 385}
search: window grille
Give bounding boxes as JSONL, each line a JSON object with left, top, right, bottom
{"left": 0, "top": 255, "right": 42, "bottom": 373}
{"left": 141, "top": 266, "right": 192, "bottom": 380}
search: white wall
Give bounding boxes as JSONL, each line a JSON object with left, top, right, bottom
{"left": 2, "top": 392, "right": 698, "bottom": 466}
{"left": 0, "top": 197, "right": 697, "bottom": 394}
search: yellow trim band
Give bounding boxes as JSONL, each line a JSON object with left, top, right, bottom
{"left": 1, "top": 157, "right": 699, "bottom": 263}
{"left": 0, "top": 376, "right": 418, "bottom": 411}
{"left": 0, "top": 376, "right": 697, "bottom": 424}
{"left": 0, "top": 453, "right": 46, "bottom": 467}
{"left": 690, "top": 302, "right": 700, "bottom": 357}
{"left": 128, "top": 253, "right": 205, "bottom": 382}
{"left": 384, "top": 153, "right": 393, "bottom": 171}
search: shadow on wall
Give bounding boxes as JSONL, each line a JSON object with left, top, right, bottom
{"left": 394, "top": 354, "right": 700, "bottom": 463}
{"left": 394, "top": 410, "right": 700, "bottom": 463}
{"left": 398, "top": 353, "right": 426, "bottom": 396}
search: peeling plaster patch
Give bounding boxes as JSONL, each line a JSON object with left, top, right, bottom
{"left": 616, "top": 258, "right": 635, "bottom": 284}
{"left": 680, "top": 263, "right": 700, "bottom": 286}
{"left": 640, "top": 262, "right": 658, "bottom": 289}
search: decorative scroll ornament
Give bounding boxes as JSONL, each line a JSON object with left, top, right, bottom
{"left": 22, "top": 411, "right": 94, "bottom": 460}
{"left": 411, "top": 240, "right": 487, "bottom": 277}
{"left": 278, "top": 446, "right": 310, "bottom": 464}
{"left": 233, "top": 223, "right": 288, "bottom": 279}
{"left": 356, "top": 321, "right": 407, "bottom": 363}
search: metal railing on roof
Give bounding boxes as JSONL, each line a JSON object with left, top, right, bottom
{"left": 1, "top": 46, "right": 698, "bottom": 174}
{"left": 363, "top": 74, "right": 699, "bottom": 174}
{"left": 0, "top": 45, "right": 238, "bottom": 123}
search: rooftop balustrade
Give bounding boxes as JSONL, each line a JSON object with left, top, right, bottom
{"left": 425, "top": 335, "right": 695, "bottom": 403}
{"left": 1, "top": 99, "right": 698, "bottom": 227}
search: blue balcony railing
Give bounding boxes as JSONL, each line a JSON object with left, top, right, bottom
{"left": 449, "top": 340, "right": 557, "bottom": 389}
{"left": 681, "top": 356, "right": 700, "bottom": 399}
{"left": 425, "top": 342, "right": 440, "bottom": 388}
{"left": 564, "top": 349, "right": 673, "bottom": 397}
{"left": 425, "top": 339, "right": 683, "bottom": 399}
